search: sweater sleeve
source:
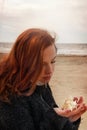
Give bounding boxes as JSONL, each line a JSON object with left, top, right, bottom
{"left": 39, "top": 101, "right": 81, "bottom": 130}
{"left": 62, "top": 118, "right": 81, "bottom": 130}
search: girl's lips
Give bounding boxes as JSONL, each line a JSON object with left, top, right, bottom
{"left": 43, "top": 76, "right": 51, "bottom": 80}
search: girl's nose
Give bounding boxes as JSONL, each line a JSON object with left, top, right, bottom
{"left": 45, "top": 64, "right": 53, "bottom": 74}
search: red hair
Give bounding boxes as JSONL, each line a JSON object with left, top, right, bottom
{"left": 0, "top": 28, "right": 56, "bottom": 102}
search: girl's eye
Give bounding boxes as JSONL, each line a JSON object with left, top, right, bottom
{"left": 51, "top": 60, "right": 56, "bottom": 64}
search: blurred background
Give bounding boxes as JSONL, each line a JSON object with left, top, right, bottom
{"left": 0, "top": 0, "right": 87, "bottom": 54}
{"left": 0, "top": 0, "right": 87, "bottom": 129}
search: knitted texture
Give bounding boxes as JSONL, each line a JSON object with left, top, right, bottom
{"left": 0, "top": 84, "right": 80, "bottom": 130}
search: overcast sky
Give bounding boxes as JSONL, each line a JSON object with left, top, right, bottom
{"left": 0, "top": 0, "right": 87, "bottom": 43}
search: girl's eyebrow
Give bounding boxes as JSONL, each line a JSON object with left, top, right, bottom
{"left": 43, "top": 56, "right": 57, "bottom": 63}
{"left": 52, "top": 55, "right": 57, "bottom": 60}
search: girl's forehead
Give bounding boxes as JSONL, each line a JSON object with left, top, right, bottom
{"left": 43, "top": 45, "right": 56, "bottom": 61}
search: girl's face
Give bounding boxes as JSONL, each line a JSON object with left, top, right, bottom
{"left": 38, "top": 44, "right": 57, "bottom": 84}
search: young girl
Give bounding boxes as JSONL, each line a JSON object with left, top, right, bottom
{"left": 0, "top": 28, "right": 87, "bottom": 130}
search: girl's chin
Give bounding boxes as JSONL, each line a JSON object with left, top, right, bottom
{"left": 41, "top": 79, "right": 50, "bottom": 84}
{"left": 37, "top": 77, "right": 51, "bottom": 85}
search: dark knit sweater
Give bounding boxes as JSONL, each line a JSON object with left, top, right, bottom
{"left": 0, "top": 84, "right": 81, "bottom": 130}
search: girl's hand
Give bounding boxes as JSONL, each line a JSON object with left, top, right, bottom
{"left": 69, "top": 104, "right": 87, "bottom": 122}
{"left": 54, "top": 96, "right": 87, "bottom": 122}
{"left": 69, "top": 96, "right": 87, "bottom": 122}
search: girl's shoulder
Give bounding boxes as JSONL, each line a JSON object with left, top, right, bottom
{"left": 0, "top": 96, "right": 36, "bottom": 129}
{"left": 0, "top": 95, "right": 31, "bottom": 115}
{"left": 0, "top": 96, "right": 32, "bottom": 119}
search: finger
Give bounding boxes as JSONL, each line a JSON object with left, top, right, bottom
{"left": 70, "top": 107, "right": 87, "bottom": 122}
{"left": 81, "top": 104, "right": 87, "bottom": 111}
{"left": 77, "top": 96, "right": 84, "bottom": 104}
{"left": 85, "top": 105, "right": 87, "bottom": 110}
{"left": 75, "top": 105, "right": 87, "bottom": 116}
{"left": 73, "top": 96, "right": 83, "bottom": 104}
{"left": 73, "top": 97, "right": 78, "bottom": 102}
{"left": 69, "top": 103, "right": 85, "bottom": 116}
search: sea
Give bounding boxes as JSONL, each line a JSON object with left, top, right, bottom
{"left": 0, "top": 42, "right": 87, "bottom": 55}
